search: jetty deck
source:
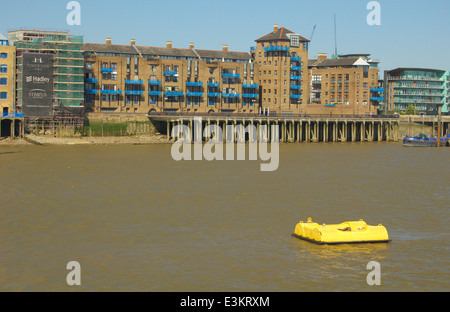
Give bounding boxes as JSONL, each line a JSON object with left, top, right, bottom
{"left": 149, "top": 114, "right": 402, "bottom": 143}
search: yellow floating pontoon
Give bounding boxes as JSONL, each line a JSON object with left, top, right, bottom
{"left": 292, "top": 218, "right": 390, "bottom": 245}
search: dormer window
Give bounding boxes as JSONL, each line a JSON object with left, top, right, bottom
{"left": 290, "top": 34, "right": 300, "bottom": 47}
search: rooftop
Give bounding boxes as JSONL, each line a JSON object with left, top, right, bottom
{"left": 83, "top": 42, "right": 252, "bottom": 61}
{"left": 386, "top": 68, "right": 446, "bottom": 74}
{"left": 255, "top": 25, "right": 309, "bottom": 43}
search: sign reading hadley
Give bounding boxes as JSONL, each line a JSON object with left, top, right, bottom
{"left": 22, "top": 53, "right": 54, "bottom": 117}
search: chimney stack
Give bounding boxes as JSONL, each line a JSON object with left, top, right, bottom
{"left": 167, "top": 41, "right": 173, "bottom": 49}
{"left": 222, "top": 44, "right": 228, "bottom": 52}
{"left": 318, "top": 53, "right": 328, "bottom": 62}
{"left": 189, "top": 42, "right": 195, "bottom": 49}
{"left": 130, "top": 39, "right": 136, "bottom": 46}
{"left": 106, "top": 37, "right": 112, "bottom": 45}
{"left": 274, "top": 24, "right": 279, "bottom": 32}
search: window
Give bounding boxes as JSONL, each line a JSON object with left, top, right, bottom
{"left": 290, "top": 35, "right": 300, "bottom": 48}
{"left": 0, "top": 78, "right": 6, "bottom": 85}
{"left": 0, "top": 53, "right": 7, "bottom": 59}
{"left": 0, "top": 92, "right": 7, "bottom": 99}
{"left": 0, "top": 65, "right": 7, "bottom": 73}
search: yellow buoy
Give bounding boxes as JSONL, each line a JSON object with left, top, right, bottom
{"left": 292, "top": 218, "right": 390, "bottom": 245}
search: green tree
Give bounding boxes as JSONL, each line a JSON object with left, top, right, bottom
{"left": 405, "top": 104, "right": 416, "bottom": 115}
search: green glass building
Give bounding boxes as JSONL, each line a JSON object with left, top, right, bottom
{"left": 384, "top": 68, "right": 450, "bottom": 114}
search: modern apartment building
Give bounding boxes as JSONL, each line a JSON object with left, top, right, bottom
{"left": 253, "top": 25, "right": 310, "bottom": 116}
{"left": 83, "top": 39, "right": 257, "bottom": 114}
{"left": 8, "top": 29, "right": 84, "bottom": 113}
{"left": 384, "top": 68, "right": 450, "bottom": 114}
{"left": 308, "top": 53, "right": 380, "bottom": 115}
{"left": 0, "top": 33, "right": 16, "bottom": 115}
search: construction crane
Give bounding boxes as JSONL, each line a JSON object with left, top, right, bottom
{"left": 334, "top": 13, "right": 338, "bottom": 55}
{"left": 310, "top": 25, "right": 317, "bottom": 42}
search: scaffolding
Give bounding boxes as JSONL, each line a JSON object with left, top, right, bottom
{"left": 8, "top": 30, "right": 84, "bottom": 108}
{"left": 24, "top": 104, "right": 87, "bottom": 136}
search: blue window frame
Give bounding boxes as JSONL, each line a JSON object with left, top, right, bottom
{"left": 0, "top": 53, "right": 7, "bottom": 59}
{"left": 0, "top": 65, "right": 7, "bottom": 73}
{"left": 0, "top": 92, "right": 7, "bottom": 99}
{"left": 0, "top": 78, "right": 6, "bottom": 85}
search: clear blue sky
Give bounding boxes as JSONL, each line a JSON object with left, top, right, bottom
{"left": 1, "top": 0, "right": 449, "bottom": 74}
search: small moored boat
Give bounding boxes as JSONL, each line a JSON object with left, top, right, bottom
{"left": 292, "top": 218, "right": 390, "bottom": 245}
{"left": 403, "top": 134, "right": 448, "bottom": 147}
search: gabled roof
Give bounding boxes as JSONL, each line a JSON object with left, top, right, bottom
{"left": 195, "top": 49, "right": 252, "bottom": 61}
{"left": 83, "top": 43, "right": 137, "bottom": 55}
{"left": 83, "top": 43, "right": 252, "bottom": 61}
{"left": 308, "top": 59, "right": 320, "bottom": 67}
{"left": 255, "top": 27, "right": 310, "bottom": 43}
{"left": 314, "top": 57, "right": 361, "bottom": 68}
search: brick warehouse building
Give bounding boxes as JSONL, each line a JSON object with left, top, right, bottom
{"left": 307, "top": 53, "right": 381, "bottom": 115}
{"left": 0, "top": 33, "right": 16, "bottom": 115}
{"left": 3, "top": 25, "right": 388, "bottom": 118}
{"left": 83, "top": 39, "right": 258, "bottom": 115}
{"left": 253, "top": 24, "right": 310, "bottom": 116}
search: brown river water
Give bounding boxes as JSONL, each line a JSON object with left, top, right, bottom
{"left": 0, "top": 142, "right": 448, "bottom": 292}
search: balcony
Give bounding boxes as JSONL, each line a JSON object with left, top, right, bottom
{"left": 186, "top": 82, "right": 203, "bottom": 87}
{"left": 125, "top": 90, "right": 144, "bottom": 96}
{"left": 290, "top": 57, "right": 302, "bottom": 62}
{"left": 85, "top": 78, "right": 98, "bottom": 83}
{"left": 264, "top": 46, "right": 290, "bottom": 52}
{"left": 242, "top": 93, "right": 258, "bottom": 99}
{"left": 290, "top": 95, "right": 302, "bottom": 99}
{"left": 222, "top": 73, "right": 240, "bottom": 79}
{"left": 370, "top": 97, "right": 385, "bottom": 102}
{"left": 85, "top": 89, "right": 98, "bottom": 94}
{"left": 242, "top": 84, "right": 259, "bottom": 89}
{"left": 207, "top": 93, "right": 220, "bottom": 97}
{"left": 164, "top": 91, "right": 183, "bottom": 96}
{"left": 290, "top": 76, "right": 302, "bottom": 80}
{"left": 148, "top": 80, "right": 162, "bottom": 86}
{"left": 290, "top": 85, "right": 302, "bottom": 90}
{"left": 222, "top": 93, "right": 240, "bottom": 98}
{"left": 148, "top": 91, "right": 161, "bottom": 96}
{"left": 3, "top": 113, "right": 24, "bottom": 118}
{"left": 186, "top": 92, "right": 203, "bottom": 97}
{"left": 290, "top": 66, "right": 302, "bottom": 71}
{"left": 370, "top": 88, "right": 385, "bottom": 93}
{"left": 101, "top": 90, "right": 122, "bottom": 95}
{"left": 125, "top": 80, "right": 144, "bottom": 85}
{"left": 388, "top": 76, "right": 443, "bottom": 82}
{"left": 163, "top": 71, "right": 177, "bottom": 76}
{"left": 207, "top": 82, "right": 220, "bottom": 87}
{"left": 100, "top": 68, "right": 114, "bottom": 74}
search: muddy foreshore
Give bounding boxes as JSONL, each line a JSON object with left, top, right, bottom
{"left": 0, "top": 134, "right": 170, "bottom": 146}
